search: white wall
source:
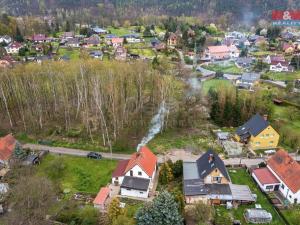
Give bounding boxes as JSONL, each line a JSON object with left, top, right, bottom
{"left": 112, "top": 176, "right": 124, "bottom": 186}
{"left": 267, "top": 165, "right": 300, "bottom": 204}
{"left": 252, "top": 173, "right": 280, "bottom": 192}
{"left": 125, "top": 165, "right": 152, "bottom": 179}
{"left": 120, "top": 187, "right": 149, "bottom": 198}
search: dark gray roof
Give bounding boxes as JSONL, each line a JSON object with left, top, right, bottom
{"left": 184, "top": 181, "right": 231, "bottom": 196}
{"left": 121, "top": 176, "right": 150, "bottom": 191}
{"left": 196, "top": 150, "right": 230, "bottom": 181}
{"left": 236, "top": 114, "right": 269, "bottom": 138}
{"left": 241, "top": 73, "right": 260, "bottom": 83}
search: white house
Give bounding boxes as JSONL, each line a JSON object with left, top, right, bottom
{"left": 5, "top": 42, "right": 23, "bottom": 54}
{"left": 252, "top": 149, "right": 300, "bottom": 204}
{"left": 229, "top": 45, "right": 240, "bottom": 58}
{"left": 0, "top": 35, "right": 12, "bottom": 44}
{"left": 270, "top": 61, "right": 293, "bottom": 72}
{"left": 111, "top": 146, "right": 157, "bottom": 198}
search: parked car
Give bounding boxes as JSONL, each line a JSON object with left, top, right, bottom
{"left": 87, "top": 152, "right": 102, "bottom": 160}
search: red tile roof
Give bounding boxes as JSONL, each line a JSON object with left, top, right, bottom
{"left": 253, "top": 167, "right": 279, "bottom": 185}
{"left": 93, "top": 187, "right": 110, "bottom": 205}
{"left": 207, "top": 45, "right": 230, "bottom": 53}
{"left": 268, "top": 149, "right": 300, "bottom": 193}
{"left": 0, "top": 134, "right": 16, "bottom": 161}
{"left": 111, "top": 38, "right": 124, "bottom": 44}
{"left": 112, "top": 159, "right": 130, "bottom": 177}
{"left": 125, "top": 146, "right": 157, "bottom": 177}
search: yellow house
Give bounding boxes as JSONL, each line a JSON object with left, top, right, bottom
{"left": 235, "top": 114, "right": 280, "bottom": 150}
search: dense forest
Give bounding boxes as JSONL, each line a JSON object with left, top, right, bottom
{"left": 2, "top": 0, "right": 299, "bottom": 24}
{"left": 0, "top": 60, "right": 177, "bottom": 150}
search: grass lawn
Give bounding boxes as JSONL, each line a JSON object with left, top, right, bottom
{"left": 128, "top": 48, "right": 156, "bottom": 58}
{"left": 223, "top": 169, "right": 284, "bottom": 225}
{"left": 37, "top": 154, "right": 117, "bottom": 194}
{"left": 280, "top": 206, "right": 300, "bottom": 225}
{"left": 148, "top": 128, "right": 222, "bottom": 154}
{"left": 264, "top": 71, "right": 300, "bottom": 81}
{"left": 107, "top": 26, "right": 138, "bottom": 36}
{"left": 202, "top": 62, "right": 243, "bottom": 74}
{"left": 250, "top": 51, "right": 274, "bottom": 57}
{"left": 201, "top": 79, "right": 234, "bottom": 95}
{"left": 58, "top": 47, "right": 80, "bottom": 60}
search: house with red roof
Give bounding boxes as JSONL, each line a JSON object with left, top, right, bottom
{"left": 111, "top": 146, "right": 157, "bottom": 198}
{"left": 5, "top": 42, "right": 23, "bottom": 54}
{"left": 252, "top": 149, "right": 300, "bottom": 204}
{"left": 203, "top": 45, "right": 231, "bottom": 61}
{"left": 0, "top": 134, "right": 17, "bottom": 166}
{"left": 111, "top": 38, "right": 124, "bottom": 48}
{"left": 32, "top": 34, "right": 47, "bottom": 43}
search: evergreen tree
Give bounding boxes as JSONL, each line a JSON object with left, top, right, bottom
{"left": 13, "top": 142, "right": 26, "bottom": 159}
{"left": 108, "top": 198, "right": 123, "bottom": 223}
{"left": 65, "top": 21, "right": 71, "bottom": 32}
{"left": 15, "top": 26, "right": 24, "bottom": 42}
{"left": 136, "top": 191, "right": 184, "bottom": 225}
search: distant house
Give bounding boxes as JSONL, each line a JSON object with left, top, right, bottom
{"left": 195, "top": 66, "right": 216, "bottom": 78}
{"left": 62, "top": 32, "right": 74, "bottom": 39}
{"left": 123, "top": 34, "right": 142, "bottom": 43}
{"left": 92, "top": 27, "right": 108, "bottom": 35}
{"left": 85, "top": 35, "right": 101, "bottom": 47}
{"left": 5, "top": 42, "right": 23, "bottom": 54}
{"left": 252, "top": 149, "right": 300, "bottom": 204}
{"left": 111, "top": 146, "right": 157, "bottom": 198}
{"left": 203, "top": 46, "right": 230, "bottom": 61}
{"left": 270, "top": 61, "right": 294, "bottom": 72}
{"left": 234, "top": 114, "right": 280, "bottom": 150}
{"left": 236, "top": 73, "right": 260, "bottom": 89}
{"left": 0, "top": 134, "right": 17, "bottom": 166}
{"left": 0, "top": 35, "right": 12, "bottom": 44}
{"left": 67, "top": 38, "right": 80, "bottom": 48}
{"left": 282, "top": 43, "right": 294, "bottom": 54}
{"left": 236, "top": 57, "right": 254, "bottom": 68}
{"left": 183, "top": 150, "right": 255, "bottom": 205}
{"left": 264, "top": 55, "right": 285, "bottom": 64}
{"left": 90, "top": 51, "right": 103, "bottom": 60}
{"left": 167, "top": 33, "right": 177, "bottom": 46}
{"left": 229, "top": 45, "right": 240, "bottom": 58}
{"left": 114, "top": 46, "right": 127, "bottom": 61}
{"left": 32, "top": 34, "right": 47, "bottom": 43}
{"left": 111, "top": 38, "right": 124, "bottom": 48}
{"left": 155, "top": 43, "right": 166, "bottom": 51}
{"left": 93, "top": 187, "right": 110, "bottom": 211}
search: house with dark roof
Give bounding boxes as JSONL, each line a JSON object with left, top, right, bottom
{"left": 235, "top": 114, "right": 279, "bottom": 150}
{"left": 183, "top": 150, "right": 255, "bottom": 205}
{"left": 111, "top": 146, "right": 157, "bottom": 198}
{"left": 252, "top": 149, "right": 300, "bottom": 204}
{"left": 236, "top": 73, "right": 260, "bottom": 90}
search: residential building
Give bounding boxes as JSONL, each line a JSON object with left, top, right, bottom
{"left": 123, "top": 34, "right": 142, "bottom": 43}
{"left": 236, "top": 73, "right": 260, "bottom": 89}
{"left": 5, "top": 42, "right": 22, "bottom": 54}
{"left": 92, "top": 27, "right": 108, "bottom": 35}
{"left": 203, "top": 46, "right": 230, "bottom": 61}
{"left": 0, "top": 134, "right": 17, "bottom": 166}
{"left": 183, "top": 150, "right": 255, "bottom": 205}
{"left": 111, "top": 146, "right": 157, "bottom": 198}
{"left": 235, "top": 114, "right": 280, "bottom": 150}
{"left": 85, "top": 35, "right": 101, "bottom": 47}
{"left": 111, "top": 38, "right": 124, "bottom": 48}
{"left": 114, "top": 46, "right": 127, "bottom": 61}
{"left": 252, "top": 149, "right": 300, "bottom": 204}
{"left": 264, "top": 55, "right": 285, "bottom": 64}
{"left": 236, "top": 57, "right": 254, "bottom": 68}
{"left": 67, "top": 38, "right": 80, "bottom": 48}
{"left": 0, "top": 35, "right": 12, "bottom": 44}
{"left": 270, "top": 61, "right": 294, "bottom": 72}
{"left": 62, "top": 32, "right": 74, "bottom": 39}
{"left": 167, "top": 33, "right": 177, "bottom": 46}
{"left": 32, "top": 34, "right": 47, "bottom": 42}
{"left": 229, "top": 45, "right": 240, "bottom": 58}
{"left": 90, "top": 51, "right": 103, "bottom": 60}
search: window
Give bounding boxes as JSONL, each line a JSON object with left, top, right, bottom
{"left": 269, "top": 141, "right": 274, "bottom": 144}
{"left": 256, "top": 142, "right": 260, "bottom": 146}
{"left": 289, "top": 195, "right": 292, "bottom": 199}
{"left": 213, "top": 177, "right": 222, "bottom": 183}
{"left": 126, "top": 188, "right": 131, "bottom": 191}
{"left": 266, "top": 185, "right": 273, "bottom": 190}
{"left": 138, "top": 171, "right": 142, "bottom": 176}
{"left": 140, "top": 192, "right": 143, "bottom": 194}
{"left": 266, "top": 134, "right": 270, "bottom": 137}
{"left": 130, "top": 170, "right": 133, "bottom": 176}
{"left": 281, "top": 184, "right": 285, "bottom": 190}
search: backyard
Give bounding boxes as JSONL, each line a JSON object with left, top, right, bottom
{"left": 201, "top": 79, "right": 234, "bottom": 95}
{"left": 216, "top": 169, "right": 285, "bottom": 225}
{"left": 37, "top": 154, "right": 117, "bottom": 194}
{"left": 264, "top": 71, "right": 300, "bottom": 81}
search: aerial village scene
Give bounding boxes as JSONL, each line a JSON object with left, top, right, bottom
{"left": 1, "top": 1, "right": 300, "bottom": 225}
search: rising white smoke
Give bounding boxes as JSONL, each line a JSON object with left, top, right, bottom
{"left": 136, "top": 101, "right": 168, "bottom": 151}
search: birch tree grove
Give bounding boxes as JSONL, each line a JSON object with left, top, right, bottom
{"left": 0, "top": 60, "right": 174, "bottom": 147}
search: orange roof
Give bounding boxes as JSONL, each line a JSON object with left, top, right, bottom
{"left": 111, "top": 38, "right": 124, "bottom": 44}
{"left": 93, "top": 187, "right": 110, "bottom": 205}
{"left": 0, "top": 134, "right": 16, "bottom": 161}
{"left": 125, "top": 146, "right": 157, "bottom": 177}
{"left": 268, "top": 149, "right": 300, "bottom": 193}
{"left": 253, "top": 167, "right": 279, "bottom": 185}
{"left": 207, "top": 45, "right": 230, "bottom": 53}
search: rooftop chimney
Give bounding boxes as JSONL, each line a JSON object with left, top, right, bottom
{"left": 208, "top": 154, "right": 214, "bottom": 163}
{"left": 263, "top": 114, "right": 268, "bottom": 121}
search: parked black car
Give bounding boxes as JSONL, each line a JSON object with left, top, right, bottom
{"left": 87, "top": 152, "right": 102, "bottom": 160}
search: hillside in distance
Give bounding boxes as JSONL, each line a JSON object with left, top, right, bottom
{"left": 2, "top": 0, "right": 300, "bottom": 22}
